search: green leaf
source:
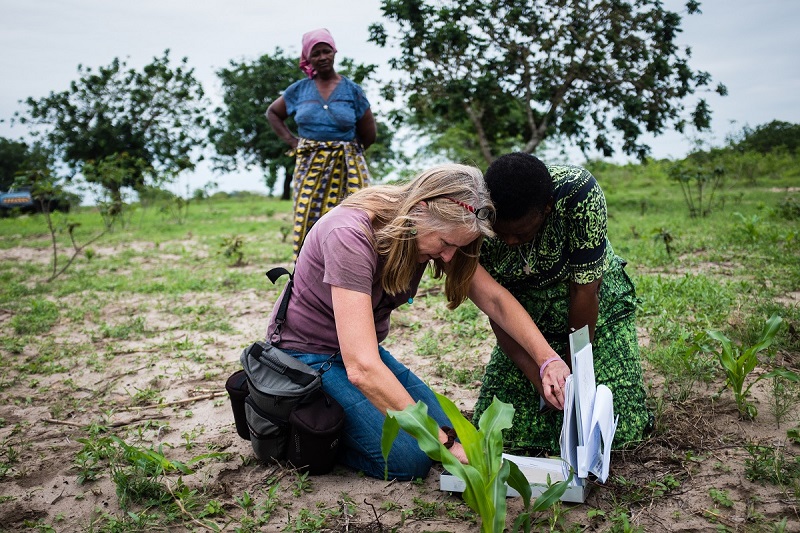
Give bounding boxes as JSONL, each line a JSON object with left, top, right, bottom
{"left": 433, "top": 391, "right": 483, "bottom": 468}
{"left": 380, "top": 413, "right": 402, "bottom": 480}
{"left": 506, "top": 458, "right": 532, "bottom": 510}
{"left": 477, "top": 396, "right": 515, "bottom": 475}
{"left": 530, "top": 470, "right": 574, "bottom": 513}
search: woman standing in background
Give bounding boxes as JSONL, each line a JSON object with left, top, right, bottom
{"left": 267, "top": 28, "right": 376, "bottom": 260}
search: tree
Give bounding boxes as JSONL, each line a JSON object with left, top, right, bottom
{"left": 0, "top": 137, "right": 30, "bottom": 191}
{"left": 18, "top": 50, "right": 209, "bottom": 210}
{"left": 732, "top": 120, "right": 800, "bottom": 155}
{"left": 211, "top": 49, "right": 399, "bottom": 200}
{"left": 211, "top": 48, "right": 300, "bottom": 200}
{"left": 369, "top": 0, "right": 727, "bottom": 164}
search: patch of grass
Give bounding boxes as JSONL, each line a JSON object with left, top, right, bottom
{"left": 414, "top": 330, "right": 440, "bottom": 356}
{"left": 11, "top": 298, "right": 59, "bottom": 335}
{"left": 98, "top": 316, "right": 148, "bottom": 340}
{"left": 744, "top": 444, "right": 800, "bottom": 486}
{"left": 643, "top": 328, "right": 717, "bottom": 401}
{"left": 709, "top": 487, "right": 734, "bottom": 508}
{"left": 434, "top": 361, "right": 484, "bottom": 385}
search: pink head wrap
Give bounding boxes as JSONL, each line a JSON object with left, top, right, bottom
{"left": 299, "top": 28, "right": 338, "bottom": 79}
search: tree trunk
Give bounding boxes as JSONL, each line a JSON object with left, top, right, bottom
{"left": 281, "top": 162, "right": 292, "bottom": 201}
{"left": 109, "top": 185, "right": 123, "bottom": 216}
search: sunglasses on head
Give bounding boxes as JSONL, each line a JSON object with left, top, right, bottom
{"left": 440, "top": 196, "right": 494, "bottom": 221}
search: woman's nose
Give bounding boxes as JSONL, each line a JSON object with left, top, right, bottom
{"left": 440, "top": 248, "right": 456, "bottom": 263}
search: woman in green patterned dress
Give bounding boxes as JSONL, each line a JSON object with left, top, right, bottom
{"left": 473, "top": 152, "right": 650, "bottom": 453}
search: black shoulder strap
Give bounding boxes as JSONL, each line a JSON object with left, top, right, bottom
{"left": 265, "top": 267, "right": 341, "bottom": 373}
{"left": 266, "top": 267, "right": 293, "bottom": 343}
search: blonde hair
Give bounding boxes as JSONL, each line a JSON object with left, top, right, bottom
{"left": 341, "top": 163, "right": 495, "bottom": 309}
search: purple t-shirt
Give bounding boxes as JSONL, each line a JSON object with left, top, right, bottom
{"left": 267, "top": 206, "right": 425, "bottom": 354}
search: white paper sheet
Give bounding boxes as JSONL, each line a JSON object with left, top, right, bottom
{"left": 559, "top": 375, "right": 579, "bottom": 474}
{"left": 586, "top": 384, "right": 618, "bottom": 482}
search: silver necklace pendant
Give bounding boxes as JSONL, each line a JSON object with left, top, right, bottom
{"left": 518, "top": 245, "right": 533, "bottom": 275}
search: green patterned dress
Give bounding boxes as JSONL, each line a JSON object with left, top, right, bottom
{"left": 473, "top": 164, "right": 650, "bottom": 453}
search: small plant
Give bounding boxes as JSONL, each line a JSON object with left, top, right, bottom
{"left": 733, "top": 212, "right": 761, "bottom": 241}
{"left": 74, "top": 435, "right": 117, "bottom": 484}
{"left": 11, "top": 299, "right": 59, "bottom": 335}
{"left": 668, "top": 156, "right": 725, "bottom": 218}
{"left": 768, "top": 371, "right": 800, "bottom": 427}
{"left": 651, "top": 227, "right": 675, "bottom": 257}
{"left": 707, "top": 314, "right": 799, "bottom": 419}
{"left": 381, "top": 393, "right": 570, "bottom": 533}
{"left": 606, "top": 507, "right": 645, "bottom": 532}
{"left": 708, "top": 487, "right": 734, "bottom": 508}
{"left": 292, "top": 470, "right": 313, "bottom": 497}
{"left": 776, "top": 195, "right": 800, "bottom": 220}
{"left": 435, "top": 361, "right": 484, "bottom": 386}
{"left": 744, "top": 444, "right": 800, "bottom": 486}
{"left": 159, "top": 195, "right": 191, "bottom": 225}
{"left": 219, "top": 234, "right": 246, "bottom": 267}
{"left": 14, "top": 165, "right": 110, "bottom": 281}
{"left": 649, "top": 329, "right": 717, "bottom": 401}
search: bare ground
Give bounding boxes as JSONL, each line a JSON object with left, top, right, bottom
{"left": 0, "top": 243, "right": 798, "bottom": 532}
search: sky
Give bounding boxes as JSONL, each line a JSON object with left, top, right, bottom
{"left": 1, "top": 0, "right": 798, "bottom": 196}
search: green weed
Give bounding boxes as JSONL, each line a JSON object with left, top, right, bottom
{"left": 709, "top": 487, "right": 734, "bottom": 508}
{"left": 292, "top": 470, "right": 313, "bottom": 497}
{"left": 708, "top": 314, "right": 800, "bottom": 419}
{"left": 744, "top": 444, "right": 800, "bottom": 486}
{"left": 769, "top": 371, "right": 800, "bottom": 427}
{"left": 219, "top": 234, "right": 246, "bottom": 266}
{"left": 644, "top": 329, "right": 717, "bottom": 401}
{"left": 434, "top": 361, "right": 484, "bottom": 385}
{"left": 98, "top": 316, "right": 147, "bottom": 340}
{"left": 11, "top": 298, "right": 59, "bottom": 335}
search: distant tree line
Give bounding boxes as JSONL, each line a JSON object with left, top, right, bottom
{"left": 0, "top": 0, "right": 760, "bottom": 209}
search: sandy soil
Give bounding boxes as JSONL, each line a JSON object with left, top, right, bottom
{"left": 0, "top": 243, "right": 798, "bottom": 532}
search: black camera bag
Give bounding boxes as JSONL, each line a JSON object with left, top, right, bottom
{"left": 226, "top": 267, "right": 344, "bottom": 474}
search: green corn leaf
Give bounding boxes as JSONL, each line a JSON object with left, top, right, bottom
{"left": 380, "top": 414, "right": 401, "bottom": 480}
{"left": 486, "top": 459, "right": 511, "bottom": 533}
{"left": 383, "top": 401, "right": 481, "bottom": 491}
{"left": 748, "top": 314, "right": 783, "bottom": 355}
{"left": 433, "top": 391, "right": 483, "bottom": 469}
{"left": 760, "top": 367, "right": 800, "bottom": 383}
{"left": 530, "top": 470, "right": 574, "bottom": 513}
{"left": 478, "top": 396, "right": 515, "bottom": 475}
{"left": 512, "top": 512, "right": 531, "bottom": 533}
{"left": 506, "top": 458, "right": 532, "bottom": 510}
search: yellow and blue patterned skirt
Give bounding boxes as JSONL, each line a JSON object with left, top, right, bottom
{"left": 291, "top": 138, "right": 371, "bottom": 261}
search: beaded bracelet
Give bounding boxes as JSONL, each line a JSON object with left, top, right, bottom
{"left": 538, "top": 356, "right": 563, "bottom": 379}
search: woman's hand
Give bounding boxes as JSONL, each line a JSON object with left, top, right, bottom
{"left": 539, "top": 358, "right": 570, "bottom": 410}
{"left": 266, "top": 95, "right": 300, "bottom": 149}
{"left": 448, "top": 442, "right": 468, "bottom": 464}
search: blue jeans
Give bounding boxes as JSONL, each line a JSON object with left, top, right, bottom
{"left": 290, "top": 346, "right": 451, "bottom": 480}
